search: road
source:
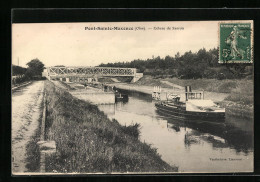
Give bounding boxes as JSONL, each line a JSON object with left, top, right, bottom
{"left": 12, "top": 81, "right": 44, "bottom": 173}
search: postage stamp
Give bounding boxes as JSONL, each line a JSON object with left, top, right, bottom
{"left": 219, "top": 21, "right": 253, "bottom": 63}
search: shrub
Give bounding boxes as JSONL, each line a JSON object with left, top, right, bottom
{"left": 121, "top": 123, "right": 140, "bottom": 139}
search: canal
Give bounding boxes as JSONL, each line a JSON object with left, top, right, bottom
{"left": 98, "top": 90, "right": 253, "bottom": 173}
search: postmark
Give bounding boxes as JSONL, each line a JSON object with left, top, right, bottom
{"left": 219, "top": 21, "right": 253, "bottom": 63}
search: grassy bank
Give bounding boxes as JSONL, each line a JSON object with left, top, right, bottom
{"left": 133, "top": 76, "right": 253, "bottom": 118}
{"left": 133, "top": 76, "right": 172, "bottom": 88}
{"left": 164, "top": 77, "right": 253, "bottom": 94}
{"left": 219, "top": 101, "right": 253, "bottom": 119}
{"left": 165, "top": 77, "right": 253, "bottom": 106}
{"left": 25, "top": 126, "right": 41, "bottom": 172}
{"left": 57, "top": 81, "right": 75, "bottom": 90}
{"left": 135, "top": 75, "right": 252, "bottom": 92}
{"left": 134, "top": 76, "right": 253, "bottom": 105}
{"left": 44, "top": 80, "right": 177, "bottom": 173}
{"left": 165, "top": 77, "right": 253, "bottom": 107}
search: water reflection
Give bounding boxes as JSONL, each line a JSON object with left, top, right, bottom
{"left": 98, "top": 90, "right": 253, "bottom": 172}
{"left": 164, "top": 118, "right": 253, "bottom": 154}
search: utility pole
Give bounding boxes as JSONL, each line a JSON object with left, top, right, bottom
{"left": 18, "top": 57, "right": 19, "bottom": 66}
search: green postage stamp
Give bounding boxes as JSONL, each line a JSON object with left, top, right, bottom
{"left": 219, "top": 21, "right": 253, "bottom": 63}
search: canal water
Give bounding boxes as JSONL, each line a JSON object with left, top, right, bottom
{"left": 98, "top": 90, "right": 253, "bottom": 173}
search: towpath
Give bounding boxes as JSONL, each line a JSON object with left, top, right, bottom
{"left": 12, "top": 81, "right": 44, "bottom": 173}
{"left": 160, "top": 80, "right": 185, "bottom": 90}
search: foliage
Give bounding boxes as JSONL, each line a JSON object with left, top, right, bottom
{"left": 99, "top": 48, "right": 253, "bottom": 79}
{"left": 12, "top": 65, "right": 27, "bottom": 75}
{"left": 25, "top": 58, "right": 45, "bottom": 78}
{"left": 164, "top": 77, "right": 252, "bottom": 94}
{"left": 224, "top": 80, "right": 254, "bottom": 105}
{"left": 12, "top": 65, "right": 28, "bottom": 85}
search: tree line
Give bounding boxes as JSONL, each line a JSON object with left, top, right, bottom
{"left": 12, "top": 58, "right": 45, "bottom": 84}
{"left": 99, "top": 48, "right": 253, "bottom": 79}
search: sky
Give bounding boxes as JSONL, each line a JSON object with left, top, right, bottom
{"left": 12, "top": 21, "right": 219, "bottom": 68}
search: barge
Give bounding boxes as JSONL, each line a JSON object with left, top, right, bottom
{"left": 155, "top": 86, "right": 225, "bottom": 122}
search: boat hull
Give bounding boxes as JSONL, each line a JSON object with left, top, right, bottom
{"left": 155, "top": 102, "right": 225, "bottom": 123}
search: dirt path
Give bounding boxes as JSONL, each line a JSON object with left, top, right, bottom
{"left": 12, "top": 81, "right": 44, "bottom": 173}
{"left": 160, "top": 80, "right": 184, "bottom": 90}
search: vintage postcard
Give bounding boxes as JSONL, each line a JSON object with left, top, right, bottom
{"left": 12, "top": 21, "right": 254, "bottom": 174}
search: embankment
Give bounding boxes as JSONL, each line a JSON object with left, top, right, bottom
{"left": 109, "top": 76, "right": 253, "bottom": 119}
{"left": 164, "top": 77, "right": 254, "bottom": 119}
{"left": 44, "top": 80, "right": 177, "bottom": 173}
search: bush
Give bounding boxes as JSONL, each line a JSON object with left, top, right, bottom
{"left": 121, "top": 123, "right": 140, "bottom": 139}
{"left": 203, "top": 69, "right": 218, "bottom": 79}
{"left": 224, "top": 79, "right": 253, "bottom": 105}
{"left": 225, "top": 94, "right": 253, "bottom": 105}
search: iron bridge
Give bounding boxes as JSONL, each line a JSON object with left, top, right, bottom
{"left": 47, "top": 66, "right": 136, "bottom": 76}
{"left": 43, "top": 66, "right": 143, "bottom": 82}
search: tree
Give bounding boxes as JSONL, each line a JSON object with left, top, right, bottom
{"left": 97, "top": 47, "right": 251, "bottom": 79}
{"left": 12, "top": 65, "right": 27, "bottom": 76}
{"left": 25, "top": 58, "right": 45, "bottom": 78}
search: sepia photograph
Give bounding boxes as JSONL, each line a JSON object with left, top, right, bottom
{"left": 11, "top": 20, "right": 254, "bottom": 174}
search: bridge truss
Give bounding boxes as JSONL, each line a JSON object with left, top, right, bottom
{"left": 43, "top": 66, "right": 143, "bottom": 82}
{"left": 47, "top": 67, "right": 136, "bottom": 77}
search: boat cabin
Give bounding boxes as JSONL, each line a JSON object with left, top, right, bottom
{"left": 185, "top": 86, "right": 204, "bottom": 101}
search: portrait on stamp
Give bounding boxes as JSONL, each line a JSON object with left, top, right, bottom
{"left": 219, "top": 21, "right": 253, "bottom": 63}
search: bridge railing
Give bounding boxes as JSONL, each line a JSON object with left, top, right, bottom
{"left": 47, "top": 67, "right": 136, "bottom": 77}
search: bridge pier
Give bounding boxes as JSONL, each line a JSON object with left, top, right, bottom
{"left": 131, "top": 73, "right": 143, "bottom": 83}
